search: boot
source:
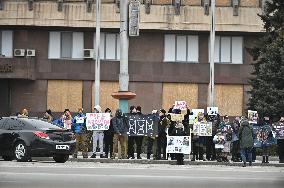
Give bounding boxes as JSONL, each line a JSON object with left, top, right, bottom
{"left": 262, "top": 156, "right": 265, "bottom": 163}
{"left": 265, "top": 156, "right": 269, "bottom": 163}
{"left": 90, "top": 153, "right": 96, "bottom": 158}
{"left": 242, "top": 162, "right": 246, "bottom": 167}
{"left": 147, "top": 153, "right": 151, "bottom": 160}
{"left": 100, "top": 154, "right": 104, "bottom": 158}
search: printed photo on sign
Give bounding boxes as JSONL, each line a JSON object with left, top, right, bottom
{"left": 167, "top": 136, "right": 191, "bottom": 154}
{"left": 174, "top": 101, "right": 187, "bottom": 111}
{"left": 207, "top": 107, "right": 218, "bottom": 116}
{"left": 86, "top": 113, "right": 110, "bottom": 131}
{"left": 192, "top": 122, "right": 212, "bottom": 136}
{"left": 192, "top": 109, "right": 204, "bottom": 116}
{"left": 273, "top": 123, "right": 284, "bottom": 139}
{"left": 248, "top": 110, "right": 258, "bottom": 124}
{"left": 64, "top": 120, "right": 72, "bottom": 130}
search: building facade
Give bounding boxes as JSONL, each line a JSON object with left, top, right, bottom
{"left": 0, "top": 0, "right": 265, "bottom": 117}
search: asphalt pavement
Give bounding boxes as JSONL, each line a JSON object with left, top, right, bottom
{"left": 0, "top": 160, "right": 283, "bottom": 188}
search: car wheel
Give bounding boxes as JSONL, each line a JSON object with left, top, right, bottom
{"left": 14, "top": 141, "right": 30, "bottom": 162}
{"left": 53, "top": 154, "right": 69, "bottom": 163}
{"left": 2, "top": 156, "right": 14, "bottom": 161}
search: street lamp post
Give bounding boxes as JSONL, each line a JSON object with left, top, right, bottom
{"left": 208, "top": 0, "right": 215, "bottom": 107}
{"left": 94, "top": 0, "right": 101, "bottom": 107}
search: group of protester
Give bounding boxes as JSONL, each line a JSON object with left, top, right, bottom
{"left": 17, "top": 105, "right": 284, "bottom": 166}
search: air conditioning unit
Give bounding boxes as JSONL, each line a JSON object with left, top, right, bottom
{"left": 84, "top": 49, "right": 95, "bottom": 59}
{"left": 26, "top": 49, "right": 36, "bottom": 57}
{"left": 14, "top": 49, "right": 26, "bottom": 57}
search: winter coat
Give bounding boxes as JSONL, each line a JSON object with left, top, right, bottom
{"left": 239, "top": 121, "right": 254, "bottom": 149}
{"left": 158, "top": 115, "right": 170, "bottom": 136}
{"left": 171, "top": 126, "right": 186, "bottom": 137}
{"left": 104, "top": 117, "right": 114, "bottom": 136}
{"left": 72, "top": 113, "right": 87, "bottom": 134}
{"left": 112, "top": 115, "right": 129, "bottom": 135}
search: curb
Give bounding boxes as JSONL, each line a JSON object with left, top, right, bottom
{"left": 33, "top": 157, "right": 284, "bottom": 167}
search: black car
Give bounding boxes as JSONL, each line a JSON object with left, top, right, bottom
{"left": 0, "top": 117, "right": 76, "bottom": 163}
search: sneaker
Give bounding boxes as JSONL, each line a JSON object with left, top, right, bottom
{"left": 90, "top": 153, "right": 96, "bottom": 158}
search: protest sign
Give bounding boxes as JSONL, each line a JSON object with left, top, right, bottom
{"left": 192, "top": 109, "right": 204, "bottom": 116}
{"left": 192, "top": 122, "right": 212, "bottom": 136}
{"left": 86, "top": 113, "right": 110, "bottom": 130}
{"left": 213, "top": 134, "right": 225, "bottom": 149}
{"left": 273, "top": 123, "right": 284, "bottom": 139}
{"left": 174, "top": 101, "right": 187, "bottom": 110}
{"left": 125, "top": 114, "right": 158, "bottom": 136}
{"left": 207, "top": 107, "right": 218, "bottom": 116}
{"left": 167, "top": 136, "right": 191, "bottom": 154}
{"left": 188, "top": 115, "right": 196, "bottom": 125}
{"left": 169, "top": 113, "right": 184, "bottom": 122}
{"left": 253, "top": 125, "right": 277, "bottom": 147}
{"left": 248, "top": 110, "right": 258, "bottom": 124}
{"left": 63, "top": 119, "right": 72, "bottom": 130}
{"left": 76, "top": 117, "right": 85, "bottom": 124}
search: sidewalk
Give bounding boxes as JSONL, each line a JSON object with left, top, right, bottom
{"left": 35, "top": 153, "right": 284, "bottom": 167}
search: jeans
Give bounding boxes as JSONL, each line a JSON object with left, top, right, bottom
{"left": 240, "top": 147, "right": 252, "bottom": 163}
{"left": 92, "top": 131, "right": 104, "bottom": 154}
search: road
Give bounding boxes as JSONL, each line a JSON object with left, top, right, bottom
{"left": 0, "top": 160, "right": 283, "bottom": 188}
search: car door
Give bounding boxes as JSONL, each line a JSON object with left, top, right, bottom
{"left": 1, "top": 119, "right": 24, "bottom": 153}
{"left": 0, "top": 118, "right": 8, "bottom": 155}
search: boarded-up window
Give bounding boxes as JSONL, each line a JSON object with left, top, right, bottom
{"left": 162, "top": 83, "right": 198, "bottom": 111}
{"left": 47, "top": 80, "right": 83, "bottom": 112}
{"left": 92, "top": 81, "right": 119, "bottom": 112}
{"left": 214, "top": 84, "right": 243, "bottom": 116}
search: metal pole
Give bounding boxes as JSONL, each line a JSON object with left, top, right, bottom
{"left": 119, "top": 0, "right": 129, "bottom": 113}
{"left": 208, "top": 0, "right": 215, "bottom": 107}
{"left": 95, "top": 0, "right": 101, "bottom": 106}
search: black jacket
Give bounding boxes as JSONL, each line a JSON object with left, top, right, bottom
{"left": 112, "top": 115, "right": 129, "bottom": 135}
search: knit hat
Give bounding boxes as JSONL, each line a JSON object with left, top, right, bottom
{"left": 160, "top": 109, "right": 166, "bottom": 114}
{"left": 94, "top": 105, "right": 102, "bottom": 113}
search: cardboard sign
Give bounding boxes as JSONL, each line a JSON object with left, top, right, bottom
{"left": 167, "top": 136, "right": 191, "bottom": 154}
{"left": 248, "top": 110, "right": 258, "bottom": 124}
{"left": 207, "top": 107, "right": 218, "bottom": 116}
{"left": 169, "top": 113, "right": 184, "bottom": 122}
{"left": 192, "top": 109, "right": 204, "bottom": 116}
{"left": 192, "top": 122, "right": 212, "bottom": 136}
{"left": 174, "top": 101, "right": 187, "bottom": 110}
{"left": 86, "top": 113, "right": 110, "bottom": 130}
{"left": 125, "top": 114, "right": 158, "bottom": 136}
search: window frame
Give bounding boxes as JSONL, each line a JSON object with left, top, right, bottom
{"left": 211, "top": 36, "right": 243, "bottom": 64}
{"left": 60, "top": 32, "right": 73, "bottom": 59}
{"left": 164, "top": 34, "right": 199, "bottom": 63}
{"left": 96, "top": 32, "right": 120, "bottom": 61}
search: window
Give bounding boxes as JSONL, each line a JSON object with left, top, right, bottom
{"left": 164, "top": 34, "right": 199, "bottom": 63}
{"left": 48, "top": 31, "right": 84, "bottom": 59}
{"left": 94, "top": 33, "right": 120, "bottom": 60}
{"left": 0, "top": 30, "right": 13, "bottom": 58}
{"left": 209, "top": 36, "right": 243, "bottom": 64}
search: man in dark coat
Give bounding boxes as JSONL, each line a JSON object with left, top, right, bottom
{"left": 157, "top": 109, "right": 170, "bottom": 160}
{"left": 103, "top": 108, "right": 114, "bottom": 158}
{"left": 239, "top": 118, "right": 254, "bottom": 167}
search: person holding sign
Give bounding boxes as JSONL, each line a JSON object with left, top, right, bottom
{"left": 60, "top": 109, "right": 72, "bottom": 130}
{"left": 112, "top": 109, "right": 129, "bottom": 159}
{"left": 274, "top": 116, "right": 284, "bottom": 163}
{"left": 157, "top": 109, "right": 171, "bottom": 160}
{"left": 103, "top": 108, "right": 114, "bottom": 159}
{"left": 170, "top": 121, "right": 186, "bottom": 165}
{"left": 72, "top": 108, "right": 88, "bottom": 159}
{"left": 259, "top": 116, "right": 274, "bottom": 163}
{"left": 217, "top": 115, "right": 232, "bottom": 162}
{"left": 90, "top": 105, "right": 104, "bottom": 158}
{"left": 239, "top": 118, "right": 254, "bottom": 167}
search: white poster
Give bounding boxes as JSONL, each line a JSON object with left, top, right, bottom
{"left": 192, "top": 109, "right": 204, "bottom": 116}
{"left": 248, "top": 110, "right": 258, "bottom": 124}
{"left": 86, "top": 113, "right": 110, "bottom": 130}
{"left": 174, "top": 101, "right": 187, "bottom": 110}
{"left": 167, "top": 136, "right": 191, "bottom": 154}
{"left": 192, "top": 122, "right": 212, "bottom": 136}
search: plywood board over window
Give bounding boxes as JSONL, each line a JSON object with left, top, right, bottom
{"left": 214, "top": 84, "right": 243, "bottom": 117}
{"left": 162, "top": 83, "right": 198, "bottom": 112}
{"left": 47, "top": 80, "right": 83, "bottom": 112}
{"left": 92, "top": 81, "right": 119, "bottom": 112}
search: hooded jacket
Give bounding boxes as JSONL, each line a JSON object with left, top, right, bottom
{"left": 112, "top": 109, "right": 129, "bottom": 134}
{"left": 239, "top": 120, "right": 254, "bottom": 148}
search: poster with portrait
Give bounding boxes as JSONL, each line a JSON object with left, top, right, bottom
{"left": 192, "top": 109, "right": 204, "bottom": 116}
{"left": 188, "top": 115, "right": 196, "bottom": 125}
{"left": 248, "top": 110, "right": 258, "bottom": 124}
{"left": 192, "top": 122, "right": 212, "bottom": 136}
{"left": 207, "top": 107, "right": 218, "bottom": 116}
{"left": 167, "top": 136, "right": 191, "bottom": 154}
{"left": 273, "top": 123, "right": 284, "bottom": 139}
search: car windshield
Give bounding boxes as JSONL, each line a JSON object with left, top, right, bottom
{"left": 20, "top": 119, "right": 63, "bottom": 130}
